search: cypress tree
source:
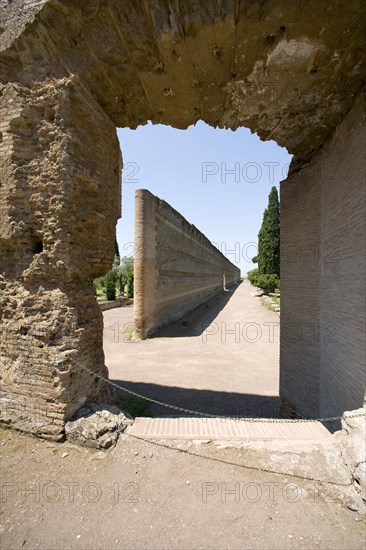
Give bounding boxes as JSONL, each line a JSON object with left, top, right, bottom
{"left": 257, "top": 186, "right": 280, "bottom": 277}
{"left": 114, "top": 236, "right": 120, "bottom": 263}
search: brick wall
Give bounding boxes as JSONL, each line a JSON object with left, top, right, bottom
{"left": 280, "top": 164, "right": 322, "bottom": 418}
{"left": 280, "top": 89, "right": 366, "bottom": 418}
{"left": 0, "top": 76, "right": 121, "bottom": 438}
{"left": 0, "top": 0, "right": 47, "bottom": 52}
{"left": 134, "top": 190, "right": 240, "bottom": 339}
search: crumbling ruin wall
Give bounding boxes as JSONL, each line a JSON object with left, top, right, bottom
{"left": 280, "top": 90, "right": 366, "bottom": 419}
{"left": 134, "top": 189, "right": 240, "bottom": 339}
{"left": 0, "top": 0, "right": 365, "bottom": 437}
{"left": 0, "top": 75, "right": 121, "bottom": 438}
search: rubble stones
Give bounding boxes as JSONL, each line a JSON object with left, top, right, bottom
{"left": 65, "top": 403, "right": 133, "bottom": 449}
{"left": 337, "top": 409, "right": 366, "bottom": 512}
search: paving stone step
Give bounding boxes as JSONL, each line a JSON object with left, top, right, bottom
{"left": 126, "top": 417, "right": 333, "bottom": 441}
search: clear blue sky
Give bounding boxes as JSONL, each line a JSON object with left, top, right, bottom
{"left": 117, "top": 122, "right": 292, "bottom": 275}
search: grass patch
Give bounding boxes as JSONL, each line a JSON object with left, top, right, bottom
{"left": 116, "top": 395, "right": 154, "bottom": 418}
{"left": 96, "top": 291, "right": 132, "bottom": 304}
{"left": 270, "top": 294, "right": 281, "bottom": 305}
{"left": 122, "top": 324, "right": 135, "bottom": 342}
{"left": 96, "top": 288, "right": 107, "bottom": 302}
{"left": 260, "top": 296, "right": 278, "bottom": 313}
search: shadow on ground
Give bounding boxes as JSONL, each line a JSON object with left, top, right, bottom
{"left": 111, "top": 379, "right": 280, "bottom": 419}
{"left": 152, "top": 282, "right": 242, "bottom": 338}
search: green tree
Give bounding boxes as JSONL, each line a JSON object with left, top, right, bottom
{"left": 118, "top": 256, "right": 134, "bottom": 295}
{"left": 126, "top": 272, "right": 134, "bottom": 298}
{"left": 93, "top": 254, "right": 134, "bottom": 301}
{"left": 257, "top": 186, "right": 280, "bottom": 277}
{"left": 114, "top": 236, "right": 120, "bottom": 264}
{"left": 106, "top": 274, "right": 116, "bottom": 301}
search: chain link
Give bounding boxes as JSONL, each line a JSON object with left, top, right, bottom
{"left": 70, "top": 359, "right": 366, "bottom": 424}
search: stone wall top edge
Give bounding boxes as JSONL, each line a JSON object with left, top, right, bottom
{"left": 136, "top": 188, "right": 240, "bottom": 273}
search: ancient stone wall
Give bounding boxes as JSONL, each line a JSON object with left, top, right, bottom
{"left": 0, "top": 75, "right": 121, "bottom": 438}
{"left": 134, "top": 189, "right": 240, "bottom": 339}
{"left": 280, "top": 89, "right": 366, "bottom": 419}
{"left": 1, "top": 1, "right": 365, "bottom": 164}
{"left": 1, "top": 0, "right": 365, "bottom": 437}
{"left": 0, "top": 0, "right": 48, "bottom": 51}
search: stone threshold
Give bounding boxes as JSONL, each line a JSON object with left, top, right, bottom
{"left": 126, "top": 417, "right": 332, "bottom": 441}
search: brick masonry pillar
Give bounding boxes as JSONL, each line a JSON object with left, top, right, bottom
{"left": 280, "top": 163, "right": 322, "bottom": 418}
{"left": 134, "top": 189, "right": 158, "bottom": 339}
{"left": 280, "top": 89, "right": 366, "bottom": 419}
{"left": 0, "top": 76, "right": 122, "bottom": 439}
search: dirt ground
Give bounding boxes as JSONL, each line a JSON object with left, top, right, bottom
{"left": 1, "top": 426, "right": 365, "bottom": 550}
{"left": 2, "top": 283, "right": 365, "bottom": 548}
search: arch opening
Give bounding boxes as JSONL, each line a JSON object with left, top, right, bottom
{"left": 0, "top": 0, "right": 365, "bottom": 440}
{"left": 102, "top": 122, "right": 291, "bottom": 421}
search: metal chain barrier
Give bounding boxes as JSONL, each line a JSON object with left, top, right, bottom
{"left": 70, "top": 358, "right": 366, "bottom": 424}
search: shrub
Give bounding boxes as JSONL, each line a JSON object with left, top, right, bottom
{"left": 106, "top": 277, "right": 116, "bottom": 301}
{"left": 255, "top": 274, "right": 279, "bottom": 295}
{"left": 247, "top": 268, "right": 260, "bottom": 286}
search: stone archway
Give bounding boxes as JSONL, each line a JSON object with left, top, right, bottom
{"left": 0, "top": 0, "right": 365, "bottom": 438}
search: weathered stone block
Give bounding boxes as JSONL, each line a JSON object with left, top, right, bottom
{"left": 65, "top": 403, "right": 132, "bottom": 449}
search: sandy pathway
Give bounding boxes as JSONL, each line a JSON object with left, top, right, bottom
{"left": 103, "top": 281, "right": 279, "bottom": 418}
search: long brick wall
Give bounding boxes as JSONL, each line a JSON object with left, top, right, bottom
{"left": 134, "top": 190, "right": 240, "bottom": 339}
{"left": 280, "top": 89, "right": 366, "bottom": 419}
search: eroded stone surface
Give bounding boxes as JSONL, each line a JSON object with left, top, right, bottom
{"left": 0, "top": 75, "right": 121, "bottom": 437}
{"left": 336, "top": 409, "right": 366, "bottom": 512}
{"left": 1, "top": 0, "right": 366, "bottom": 162}
{"left": 65, "top": 403, "right": 132, "bottom": 449}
